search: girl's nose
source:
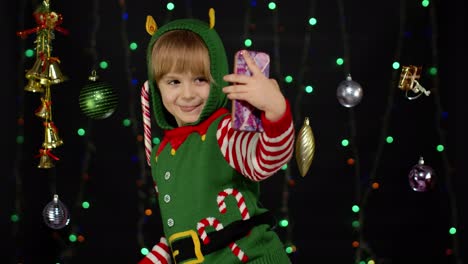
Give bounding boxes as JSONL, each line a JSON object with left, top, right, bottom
{"left": 181, "top": 84, "right": 195, "bottom": 99}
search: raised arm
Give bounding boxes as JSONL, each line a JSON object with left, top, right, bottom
{"left": 216, "top": 101, "right": 294, "bottom": 181}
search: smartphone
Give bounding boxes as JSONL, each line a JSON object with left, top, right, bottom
{"left": 231, "top": 50, "right": 270, "bottom": 132}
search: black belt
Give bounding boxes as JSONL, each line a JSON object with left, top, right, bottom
{"left": 169, "top": 211, "right": 274, "bottom": 263}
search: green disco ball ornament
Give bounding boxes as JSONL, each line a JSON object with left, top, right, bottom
{"left": 79, "top": 71, "right": 118, "bottom": 119}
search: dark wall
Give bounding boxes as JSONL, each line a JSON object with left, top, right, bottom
{"left": 2, "top": 0, "right": 464, "bottom": 263}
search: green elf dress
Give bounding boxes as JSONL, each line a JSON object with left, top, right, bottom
{"left": 139, "top": 18, "right": 295, "bottom": 264}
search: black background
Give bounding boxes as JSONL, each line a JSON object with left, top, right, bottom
{"left": 1, "top": 0, "right": 465, "bottom": 263}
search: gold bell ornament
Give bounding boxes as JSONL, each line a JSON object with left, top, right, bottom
{"left": 35, "top": 97, "right": 52, "bottom": 119}
{"left": 17, "top": 0, "right": 69, "bottom": 91}
{"left": 295, "top": 117, "right": 316, "bottom": 177}
{"left": 24, "top": 78, "right": 44, "bottom": 93}
{"left": 26, "top": 57, "right": 67, "bottom": 85}
{"left": 42, "top": 121, "right": 64, "bottom": 149}
{"left": 46, "top": 57, "right": 68, "bottom": 84}
{"left": 36, "top": 148, "right": 59, "bottom": 169}
{"left": 25, "top": 58, "right": 49, "bottom": 87}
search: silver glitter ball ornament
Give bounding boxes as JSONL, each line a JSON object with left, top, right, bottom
{"left": 42, "top": 194, "right": 70, "bottom": 229}
{"left": 337, "top": 74, "right": 363, "bottom": 107}
{"left": 408, "top": 157, "right": 436, "bottom": 192}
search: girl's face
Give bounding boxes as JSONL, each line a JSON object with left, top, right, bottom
{"left": 157, "top": 71, "right": 210, "bottom": 127}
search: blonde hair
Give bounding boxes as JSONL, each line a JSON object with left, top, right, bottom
{"left": 151, "top": 30, "right": 213, "bottom": 83}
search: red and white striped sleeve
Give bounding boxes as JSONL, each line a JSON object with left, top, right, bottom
{"left": 138, "top": 237, "right": 172, "bottom": 264}
{"left": 216, "top": 100, "right": 295, "bottom": 181}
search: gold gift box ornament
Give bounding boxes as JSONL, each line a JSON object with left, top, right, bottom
{"left": 398, "top": 65, "right": 431, "bottom": 100}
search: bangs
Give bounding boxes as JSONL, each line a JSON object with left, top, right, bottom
{"left": 152, "top": 30, "right": 213, "bottom": 82}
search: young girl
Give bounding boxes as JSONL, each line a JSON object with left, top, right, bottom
{"left": 139, "top": 17, "right": 294, "bottom": 264}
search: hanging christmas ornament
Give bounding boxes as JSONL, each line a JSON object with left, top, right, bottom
{"left": 36, "top": 148, "right": 59, "bottom": 169}
{"left": 18, "top": 0, "right": 69, "bottom": 92}
{"left": 408, "top": 156, "right": 436, "bottom": 192}
{"left": 42, "top": 121, "right": 64, "bottom": 149}
{"left": 398, "top": 65, "right": 430, "bottom": 100}
{"left": 79, "top": 70, "right": 118, "bottom": 119}
{"left": 35, "top": 96, "right": 52, "bottom": 119}
{"left": 42, "top": 194, "right": 70, "bottom": 229}
{"left": 295, "top": 117, "right": 316, "bottom": 177}
{"left": 24, "top": 76, "right": 45, "bottom": 93}
{"left": 336, "top": 74, "right": 363, "bottom": 107}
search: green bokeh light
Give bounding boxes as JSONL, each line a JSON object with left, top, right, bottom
{"left": 11, "top": 214, "right": 20, "bottom": 222}
{"left": 123, "top": 119, "right": 131, "bottom": 127}
{"left": 77, "top": 128, "right": 86, "bottom": 136}
{"left": 99, "top": 61, "right": 109, "bottom": 69}
{"left": 341, "top": 139, "right": 349, "bottom": 147}
{"left": 69, "top": 234, "right": 77, "bottom": 242}
{"left": 279, "top": 219, "right": 289, "bottom": 227}
{"left": 16, "top": 135, "right": 24, "bottom": 144}
{"left": 268, "top": 2, "right": 277, "bottom": 10}
{"left": 308, "top": 17, "right": 317, "bottom": 26}
{"left": 25, "top": 49, "right": 34, "bottom": 57}
{"left": 352, "top": 205, "right": 360, "bottom": 213}
{"left": 352, "top": 220, "right": 360, "bottom": 228}
{"left": 82, "top": 201, "right": 90, "bottom": 209}
{"left": 166, "top": 2, "right": 175, "bottom": 10}
{"left": 336, "top": 58, "right": 344, "bottom": 65}
{"left": 129, "top": 42, "right": 138, "bottom": 50}
{"left": 141, "top": 248, "right": 149, "bottom": 255}
{"left": 449, "top": 227, "right": 457, "bottom": 235}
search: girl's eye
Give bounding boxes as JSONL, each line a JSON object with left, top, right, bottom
{"left": 168, "top": 80, "right": 180, "bottom": 85}
{"left": 195, "top": 77, "right": 208, "bottom": 84}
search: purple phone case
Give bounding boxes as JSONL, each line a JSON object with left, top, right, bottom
{"left": 232, "top": 51, "right": 270, "bottom": 132}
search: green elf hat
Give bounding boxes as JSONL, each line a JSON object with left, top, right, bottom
{"left": 145, "top": 8, "right": 229, "bottom": 130}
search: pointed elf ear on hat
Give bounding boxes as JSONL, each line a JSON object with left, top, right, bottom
{"left": 146, "top": 15, "right": 157, "bottom": 36}
{"left": 145, "top": 8, "right": 214, "bottom": 36}
{"left": 209, "top": 8, "right": 215, "bottom": 29}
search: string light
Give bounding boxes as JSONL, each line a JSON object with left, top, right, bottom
{"left": 56, "top": 0, "right": 104, "bottom": 259}
{"left": 332, "top": 1, "right": 461, "bottom": 263}
{"left": 116, "top": 0, "right": 162, "bottom": 255}
{"left": 12, "top": 0, "right": 28, "bottom": 260}
{"left": 270, "top": 0, "right": 321, "bottom": 259}
{"left": 266, "top": 0, "right": 296, "bottom": 256}
{"left": 336, "top": 0, "right": 370, "bottom": 262}
{"left": 428, "top": 3, "right": 460, "bottom": 261}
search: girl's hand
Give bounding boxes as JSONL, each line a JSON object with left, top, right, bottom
{"left": 222, "top": 50, "right": 286, "bottom": 122}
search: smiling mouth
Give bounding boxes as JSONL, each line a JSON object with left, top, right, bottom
{"left": 179, "top": 105, "right": 199, "bottom": 112}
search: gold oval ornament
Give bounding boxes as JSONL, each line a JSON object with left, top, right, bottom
{"left": 295, "top": 117, "right": 315, "bottom": 177}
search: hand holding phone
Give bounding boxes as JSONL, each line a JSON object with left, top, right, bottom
{"left": 231, "top": 50, "right": 270, "bottom": 132}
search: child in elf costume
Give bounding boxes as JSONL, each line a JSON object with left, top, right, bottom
{"left": 139, "top": 10, "right": 295, "bottom": 264}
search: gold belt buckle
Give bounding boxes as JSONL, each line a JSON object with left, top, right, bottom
{"left": 169, "top": 230, "right": 204, "bottom": 264}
